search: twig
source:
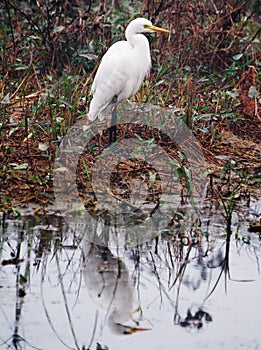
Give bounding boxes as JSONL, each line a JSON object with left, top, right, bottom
{"left": 242, "top": 27, "right": 261, "bottom": 53}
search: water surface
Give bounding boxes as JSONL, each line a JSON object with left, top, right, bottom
{"left": 0, "top": 198, "right": 260, "bottom": 350}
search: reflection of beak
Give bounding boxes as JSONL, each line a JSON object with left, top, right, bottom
{"left": 119, "top": 323, "right": 151, "bottom": 335}
{"left": 129, "top": 327, "right": 151, "bottom": 335}
{"left": 146, "top": 25, "right": 170, "bottom": 34}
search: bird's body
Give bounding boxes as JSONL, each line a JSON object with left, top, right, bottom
{"left": 88, "top": 18, "right": 169, "bottom": 122}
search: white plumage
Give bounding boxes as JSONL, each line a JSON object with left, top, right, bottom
{"left": 88, "top": 18, "right": 170, "bottom": 121}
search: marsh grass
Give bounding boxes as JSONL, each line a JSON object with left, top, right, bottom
{"left": 0, "top": 0, "right": 260, "bottom": 210}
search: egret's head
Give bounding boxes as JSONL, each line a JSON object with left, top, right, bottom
{"left": 127, "top": 17, "right": 170, "bottom": 35}
{"left": 107, "top": 307, "right": 150, "bottom": 336}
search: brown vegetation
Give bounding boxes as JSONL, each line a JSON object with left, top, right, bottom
{"left": 0, "top": 0, "right": 260, "bottom": 210}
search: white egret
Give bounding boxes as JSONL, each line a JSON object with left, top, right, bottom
{"left": 88, "top": 17, "right": 170, "bottom": 143}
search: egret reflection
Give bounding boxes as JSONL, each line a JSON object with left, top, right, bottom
{"left": 82, "top": 228, "right": 149, "bottom": 336}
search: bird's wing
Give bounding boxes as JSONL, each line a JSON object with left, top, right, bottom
{"left": 89, "top": 41, "right": 144, "bottom": 120}
{"left": 91, "top": 41, "right": 131, "bottom": 95}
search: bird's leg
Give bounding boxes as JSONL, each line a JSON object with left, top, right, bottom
{"left": 109, "top": 96, "right": 118, "bottom": 145}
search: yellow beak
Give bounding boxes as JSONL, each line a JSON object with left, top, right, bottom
{"left": 130, "top": 327, "right": 151, "bottom": 334}
{"left": 124, "top": 326, "right": 151, "bottom": 335}
{"left": 146, "top": 25, "right": 170, "bottom": 34}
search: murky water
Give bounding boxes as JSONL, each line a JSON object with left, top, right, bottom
{"left": 0, "top": 198, "right": 260, "bottom": 350}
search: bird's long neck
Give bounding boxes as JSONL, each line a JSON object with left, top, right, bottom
{"left": 125, "top": 27, "right": 151, "bottom": 78}
{"left": 125, "top": 27, "right": 149, "bottom": 49}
